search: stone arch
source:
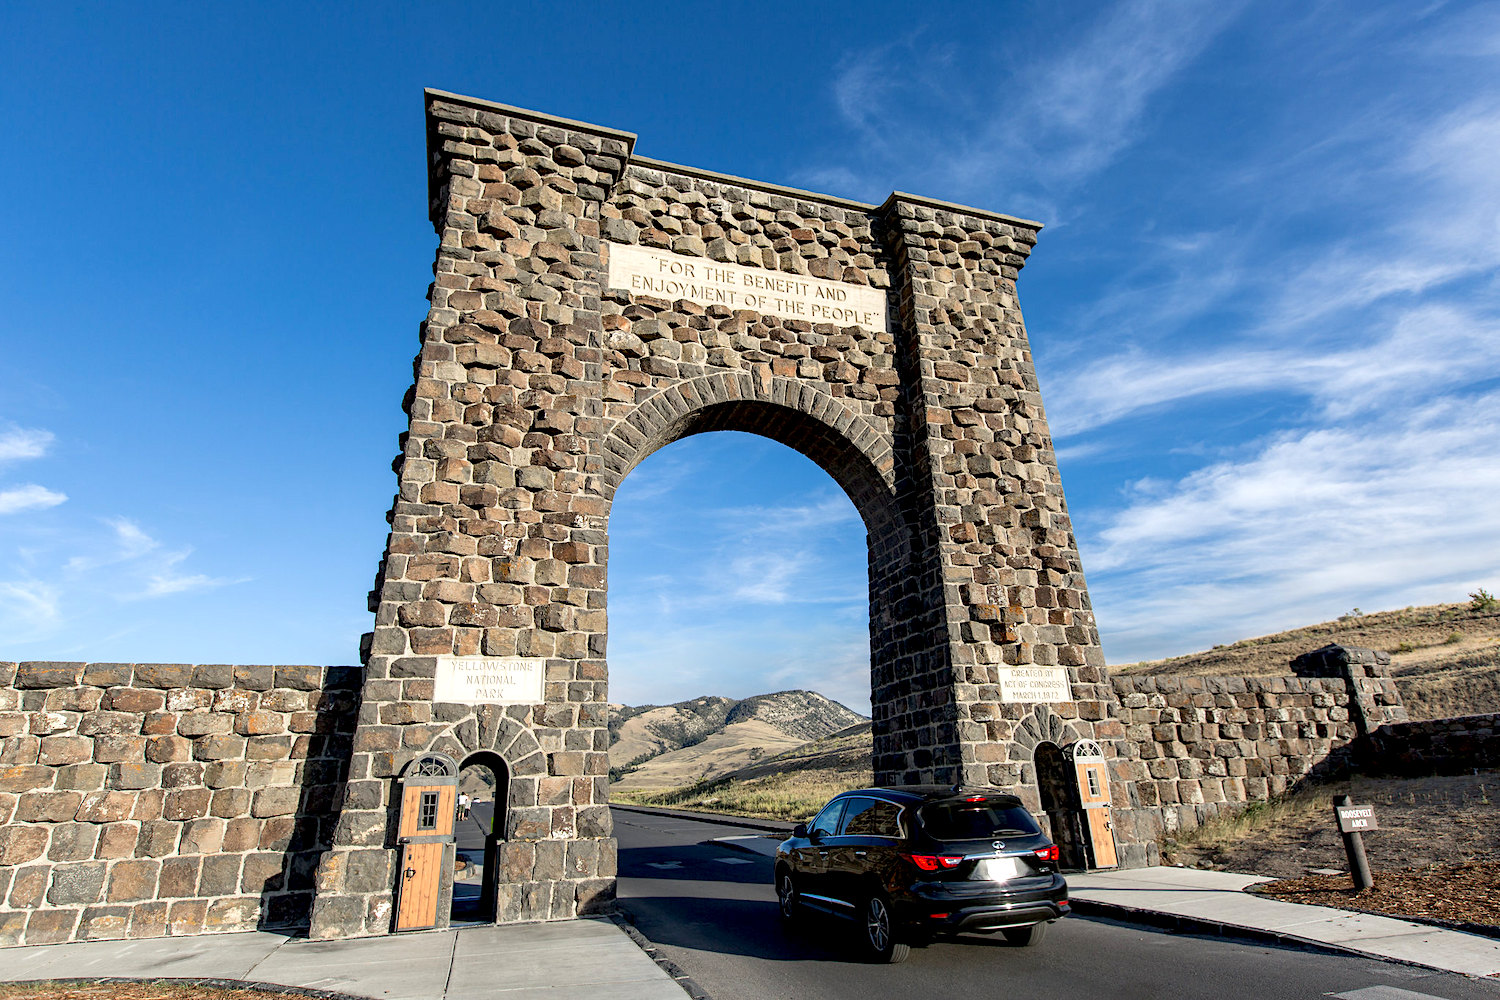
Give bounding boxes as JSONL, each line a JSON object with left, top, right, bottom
{"left": 1009, "top": 705, "right": 1085, "bottom": 790}
{"left": 598, "top": 371, "right": 899, "bottom": 532}
{"left": 413, "top": 710, "right": 543, "bottom": 841}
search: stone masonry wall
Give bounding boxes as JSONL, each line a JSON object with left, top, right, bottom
{"left": 0, "top": 661, "right": 357, "bottom": 947}
{"left": 1108, "top": 674, "right": 1361, "bottom": 840}
{"left": 1368, "top": 713, "right": 1500, "bottom": 774}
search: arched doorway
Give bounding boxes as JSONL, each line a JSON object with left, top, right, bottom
{"left": 451, "top": 751, "right": 507, "bottom": 924}
{"left": 1035, "top": 741, "right": 1085, "bottom": 869}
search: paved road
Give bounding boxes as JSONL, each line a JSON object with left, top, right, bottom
{"left": 612, "top": 808, "right": 1500, "bottom": 1000}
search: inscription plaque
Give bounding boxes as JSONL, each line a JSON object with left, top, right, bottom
{"left": 433, "top": 656, "right": 546, "bottom": 706}
{"left": 998, "top": 666, "right": 1071, "bottom": 704}
{"left": 606, "top": 242, "right": 888, "bottom": 331}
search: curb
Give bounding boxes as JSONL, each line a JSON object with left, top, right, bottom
{"left": 1068, "top": 899, "right": 1480, "bottom": 977}
{"left": 610, "top": 803, "right": 795, "bottom": 834}
{"left": 0, "top": 977, "right": 371, "bottom": 1000}
{"left": 608, "top": 910, "right": 716, "bottom": 1000}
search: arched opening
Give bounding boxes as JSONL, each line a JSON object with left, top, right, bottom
{"left": 1035, "top": 741, "right": 1084, "bottom": 869}
{"left": 451, "top": 751, "right": 507, "bottom": 924}
{"left": 607, "top": 427, "right": 875, "bottom": 813}
{"left": 602, "top": 389, "right": 940, "bottom": 787}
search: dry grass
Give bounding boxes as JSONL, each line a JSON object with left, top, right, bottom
{"left": 1164, "top": 770, "right": 1500, "bottom": 880}
{"left": 612, "top": 766, "right": 870, "bottom": 822}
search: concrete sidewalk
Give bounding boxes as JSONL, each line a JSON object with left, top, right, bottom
{"left": 711, "top": 832, "right": 1500, "bottom": 979}
{"left": 0, "top": 918, "right": 687, "bottom": 1000}
{"left": 1068, "top": 866, "right": 1500, "bottom": 979}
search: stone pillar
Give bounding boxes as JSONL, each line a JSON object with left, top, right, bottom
{"left": 308, "top": 92, "right": 632, "bottom": 939}
{"left": 877, "top": 194, "right": 1117, "bottom": 790}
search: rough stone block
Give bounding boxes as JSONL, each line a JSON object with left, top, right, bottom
{"left": 26, "top": 909, "right": 81, "bottom": 945}
{"left": 0, "top": 824, "right": 49, "bottom": 865}
{"left": 17, "top": 661, "right": 87, "bottom": 688}
{"left": 167, "top": 899, "right": 208, "bottom": 937}
{"left": 133, "top": 663, "right": 196, "bottom": 688}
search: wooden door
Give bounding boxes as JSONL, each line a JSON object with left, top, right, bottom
{"left": 1072, "top": 757, "right": 1118, "bottom": 869}
{"left": 393, "top": 776, "right": 457, "bottom": 932}
{"left": 395, "top": 842, "right": 445, "bottom": 931}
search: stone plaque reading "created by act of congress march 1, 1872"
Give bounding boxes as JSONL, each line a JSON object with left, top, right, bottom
{"left": 433, "top": 656, "right": 546, "bottom": 705}
{"left": 998, "top": 666, "right": 1071, "bottom": 704}
{"left": 606, "top": 242, "right": 888, "bottom": 331}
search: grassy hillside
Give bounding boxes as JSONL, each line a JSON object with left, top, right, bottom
{"left": 612, "top": 722, "right": 874, "bottom": 821}
{"left": 607, "top": 690, "right": 866, "bottom": 788}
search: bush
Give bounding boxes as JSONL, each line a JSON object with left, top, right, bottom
{"left": 1470, "top": 589, "right": 1498, "bottom": 612}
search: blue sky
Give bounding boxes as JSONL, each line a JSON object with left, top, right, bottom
{"left": 3, "top": 2, "right": 1497, "bottom": 714}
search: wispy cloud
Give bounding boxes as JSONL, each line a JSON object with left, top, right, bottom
{"left": 0, "top": 580, "right": 61, "bottom": 642}
{"left": 800, "top": 1, "right": 1245, "bottom": 208}
{"left": 1014, "top": 0, "right": 1247, "bottom": 188}
{"left": 0, "top": 483, "right": 67, "bottom": 515}
{"left": 1, "top": 512, "right": 246, "bottom": 650}
{"left": 0, "top": 427, "right": 54, "bottom": 464}
{"left": 1049, "top": 301, "right": 1500, "bottom": 436}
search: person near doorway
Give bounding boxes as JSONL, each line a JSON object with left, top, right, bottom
{"left": 457, "top": 792, "right": 470, "bottom": 820}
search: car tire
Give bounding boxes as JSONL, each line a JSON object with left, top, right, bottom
{"left": 861, "top": 893, "right": 910, "bottom": 964}
{"left": 1003, "top": 921, "right": 1048, "bottom": 947}
{"left": 776, "top": 869, "right": 799, "bottom": 924}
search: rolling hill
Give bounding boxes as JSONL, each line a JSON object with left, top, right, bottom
{"left": 607, "top": 689, "right": 866, "bottom": 791}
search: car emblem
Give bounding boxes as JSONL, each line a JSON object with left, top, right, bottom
{"left": 992, "top": 840, "right": 1005, "bottom": 851}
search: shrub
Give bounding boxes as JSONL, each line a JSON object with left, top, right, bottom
{"left": 1470, "top": 588, "right": 1497, "bottom": 612}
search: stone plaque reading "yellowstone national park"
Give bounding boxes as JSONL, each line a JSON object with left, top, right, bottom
{"left": 433, "top": 656, "right": 547, "bottom": 705}
{"left": 606, "top": 242, "right": 888, "bottom": 330}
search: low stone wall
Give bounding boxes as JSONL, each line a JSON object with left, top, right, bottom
{"left": 1368, "top": 713, "right": 1500, "bottom": 774}
{"left": 0, "top": 661, "right": 359, "bottom": 947}
{"left": 1109, "top": 674, "right": 1364, "bottom": 836}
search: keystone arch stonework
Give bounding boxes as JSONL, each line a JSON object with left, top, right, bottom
{"left": 306, "top": 90, "right": 1125, "bottom": 939}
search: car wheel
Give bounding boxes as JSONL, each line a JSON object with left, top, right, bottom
{"left": 1003, "top": 921, "right": 1048, "bottom": 947}
{"left": 776, "top": 869, "right": 799, "bottom": 923}
{"left": 861, "top": 893, "right": 910, "bottom": 964}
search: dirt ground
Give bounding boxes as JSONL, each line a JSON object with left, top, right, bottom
{"left": 1166, "top": 770, "right": 1500, "bottom": 928}
{"left": 1253, "top": 862, "right": 1500, "bottom": 930}
{"left": 0, "top": 985, "right": 310, "bottom": 1000}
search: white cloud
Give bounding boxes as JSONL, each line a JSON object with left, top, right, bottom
{"left": 0, "top": 483, "right": 67, "bottom": 515}
{"left": 1016, "top": 0, "right": 1247, "bottom": 187}
{"left": 1049, "top": 301, "right": 1500, "bottom": 436}
{"left": 804, "top": 1, "right": 1245, "bottom": 207}
{"left": 1087, "top": 390, "right": 1500, "bottom": 662}
{"left": 0, "top": 427, "right": 54, "bottom": 464}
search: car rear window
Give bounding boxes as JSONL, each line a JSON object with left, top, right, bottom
{"left": 918, "top": 800, "right": 1041, "bottom": 841}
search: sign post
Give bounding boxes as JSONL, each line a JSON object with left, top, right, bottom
{"left": 1333, "top": 794, "right": 1377, "bottom": 891}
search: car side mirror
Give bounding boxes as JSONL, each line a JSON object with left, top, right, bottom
{"left": 793, "top": 823, "right": 808, "bottom": 838}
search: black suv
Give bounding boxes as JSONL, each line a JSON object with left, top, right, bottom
{"left": 774, "top": 786, "right": 1069, "bottom": 962}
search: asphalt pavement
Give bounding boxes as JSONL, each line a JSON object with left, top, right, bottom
{"left": 613, "top": 806, "right": 1500, "bottom": 1000}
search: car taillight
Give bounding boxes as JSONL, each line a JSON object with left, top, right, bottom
{"left": 905, "top": 854, "right": 965, "bottom": 871}
{"left": 1034, "top": 845, "right": 1060, "bottom": 863}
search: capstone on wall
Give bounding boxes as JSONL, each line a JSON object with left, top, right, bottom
{"left": 0, "top": 661, "right": 357, "bottom": 948}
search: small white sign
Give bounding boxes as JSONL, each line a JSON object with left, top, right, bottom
{"left": 998, "top": 666, "right": 1071, "bottom": 704}
{"left": 433, "top": 656, "right": 546, "bottom": 706}
{"left": 606, "top": 242, "right": 888, "bottom": 331}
